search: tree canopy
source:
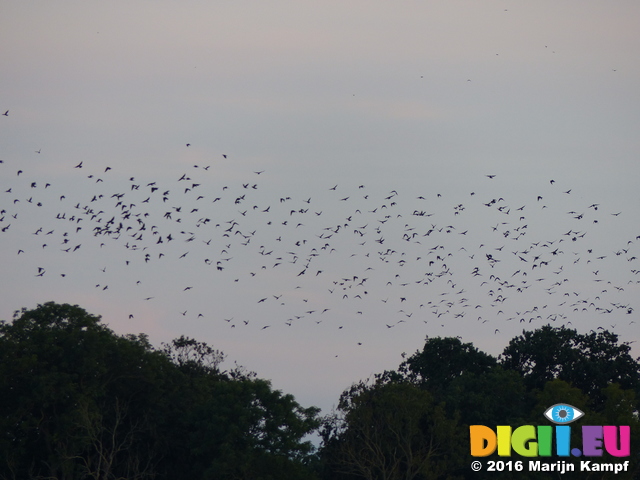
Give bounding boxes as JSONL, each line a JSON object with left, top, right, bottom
{"left": 500, "top": 325, "right": 640, "bottom": 410}
{"left": 2, "top": 303, "right": 639, "bottom": 479}
{"left": 321, "top": 329, "right": 640, "bottom": 480}
{"left": 0, "top": 302, "right": 320, "bottom": 480}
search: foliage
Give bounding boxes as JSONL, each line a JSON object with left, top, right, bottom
{"left": 397, "top": 337, "right": 497, "bottom": 392}
{"left": 321, "top": 327, "right": 640, "bottom": 480}
{"left": 500, "top": 325, "right": 640, "bottom": 410}
{"left": 2, "top": 304, "right": 639, "bottom": 479}
{"left": 0, "top": 302, "right": 320, "bottom": 480}
{"left": 395, "top": 337, "right": 530, "bottom": 426}
{"left": 321, "top": 379, "right": 463, "bottom": 480}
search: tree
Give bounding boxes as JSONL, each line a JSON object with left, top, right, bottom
{"left": 500, "top": 325, "right": 640, "bottom": 410}
{"left": 393, "top": 337, "right": 530, "bottom": 428}
{"left": 162, "top": 335, "right": 226, "bottom": 374}
{"left": 397, "top": 337, "right": 497, "bottom": 396}
{"left": 158, "top": 336, "right": 320, "bottom": 480}
{"left": 0, "top": 302, "right": 169, "bottom": 480}
{"left": 0, "top": 303, "right": 321, "bottom": 480}
{"left": 321, "top": 380, "right": 462, "bottom": 480}
{"left": 73, "top": 397, "right": 158, "bottom": 480}
{"left": 326, "top": 331, "right": 640, "bottom": 480}
{"left": 192, "top": 377, "right": 320, "bottom": 480}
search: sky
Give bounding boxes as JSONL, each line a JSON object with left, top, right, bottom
{"left": 2, "top": 1, "right": 640, "bottom": 421}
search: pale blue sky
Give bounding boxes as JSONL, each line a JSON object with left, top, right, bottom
{"left": 2, "top": 0, "right": 639, "bottom": 417}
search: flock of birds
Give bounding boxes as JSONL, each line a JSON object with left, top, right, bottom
{"left": 1, "top": 122, "right": 639, "bottom": 347}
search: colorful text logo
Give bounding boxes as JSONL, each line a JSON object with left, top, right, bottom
{"left": 470, "top": 404, "right": 630, "bottom": 458}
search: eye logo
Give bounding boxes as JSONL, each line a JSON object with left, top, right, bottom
{"left": 544, "top": 404, "right": 584, "bottom": 424}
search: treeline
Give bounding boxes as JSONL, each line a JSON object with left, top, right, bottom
{"left": 320, "top": 332, "right": 640, "bottom": 480}
{"left": 0, "top": 303, "right": 318, "bottom": 480}
{"left": 0, "top": 303, "right": 638, "bottom": 479}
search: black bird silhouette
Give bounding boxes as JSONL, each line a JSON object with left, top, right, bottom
{"left": 1, "top": 157, "right": 636, "bottom": 349}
